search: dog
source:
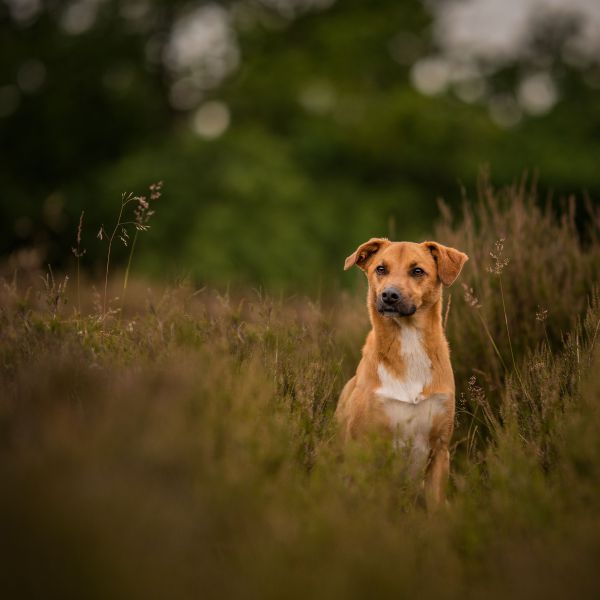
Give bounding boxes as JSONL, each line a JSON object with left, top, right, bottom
{"left": 335, "top": 238, "right": 468, "bottom": 508}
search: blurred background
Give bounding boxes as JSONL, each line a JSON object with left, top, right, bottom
{"left": 1, "top": 0, "right": 599, "bottom": 289}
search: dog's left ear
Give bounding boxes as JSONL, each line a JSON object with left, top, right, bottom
{"left": 423, "top": 241, "right": 469, "bottom": 286}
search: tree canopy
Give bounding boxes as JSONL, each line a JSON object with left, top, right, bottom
{"left": 2, "top": 0, "right": 599, "bottom": 287}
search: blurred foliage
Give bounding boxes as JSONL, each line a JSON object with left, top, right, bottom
{"left": 1, "top": 0, "right": 600, "bottom": 287}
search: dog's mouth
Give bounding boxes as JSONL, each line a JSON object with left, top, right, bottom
{"left": 377, "top": 304, "right": 417, "bottom": 317}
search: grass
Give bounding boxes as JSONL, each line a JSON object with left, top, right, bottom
{"left": 1, "top": 180, "right": 600, "bottom": 599}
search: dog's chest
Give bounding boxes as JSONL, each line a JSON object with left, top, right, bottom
{"left": 376, "top": 326, "right": 432, "bottom": 405}
{"left": 375, "top": 326, "right": 441, "bottom": 443}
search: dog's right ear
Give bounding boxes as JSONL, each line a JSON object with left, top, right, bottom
{"left": 344, "top": 238, "right": 390, "bottom": 271}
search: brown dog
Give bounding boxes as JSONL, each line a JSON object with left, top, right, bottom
{"left": 336, "top": 238, "right": 468, "bottom": 508}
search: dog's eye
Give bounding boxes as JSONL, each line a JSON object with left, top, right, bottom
{"left": 411, "top": 267, "right": 425, "bottom": 277}
{"left": 375, "top": 265, "right": 386, "bottom": 275}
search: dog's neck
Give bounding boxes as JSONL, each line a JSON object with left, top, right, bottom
{"left": 367, "top": 295, "right": 443, "bottom": 358}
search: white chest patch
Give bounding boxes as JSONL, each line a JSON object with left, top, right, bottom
{"left": 375, "top": 326, "right": 432, "bottom": 405}
{"left": 375, "top": 326, "right": 442, "bottom": 460}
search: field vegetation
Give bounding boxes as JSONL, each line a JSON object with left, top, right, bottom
{"left": 2, "top": 182, "right": 600, "bottom": 599}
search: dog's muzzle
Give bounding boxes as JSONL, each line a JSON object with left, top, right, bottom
{"left": 377, "top": 287, "right": 417, "bottom": 317}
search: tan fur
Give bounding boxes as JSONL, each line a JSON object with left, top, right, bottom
{"left": 336, "top": 239, "right": 468, "bottom": 509}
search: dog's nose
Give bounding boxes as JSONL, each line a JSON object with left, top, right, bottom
{"left": 381, "top": 287, "right": 401, "bottom": 305}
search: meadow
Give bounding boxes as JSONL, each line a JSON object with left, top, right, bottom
{"left": 2, "top": 181, "right": 600, "bottom": 599}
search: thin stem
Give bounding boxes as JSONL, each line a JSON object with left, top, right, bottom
{"left": 499, "top": 277, "right": 514, "bottom": 362}
{"left": 47, "top": 263, "right": 56, "bottom": 320}
{"left": 461, "top": 404, "right": 486, "bottom": 458}
{"left": 103, "top": 237, "right": 114, "bottom": 320}
{"left": 499, "top": 275, "right": 531, "bottom": 400}
{"left": 467, "top": 424, "right": 479, "bottom": 462}
{"left": 588, "top": 318, "right": 600, "bottom": 364}
{"left": 76, "top": 257, "right": 81, "bottom": 317}
{"left": 115, "top": 220, "right": 143, "bottom": 228}
{"left": 476, "top": 310, "right": 509, "bottom": 373}
{"left": 122, "top": 229, "right": 139, "bottom": 309}
{"left": 543, "top": 323, "right": 551, "bottom": 352}
{"left": 103, "top": 200, "right": 126, "bottom": 321}
{"left": 464, "top": 404, "right": 488, "bottom": 432}
{"left": 74, "top": 210, "right": 85, "bottom": 321}
{"left": 443, "top": 293, "right": 452, "bottom": 330}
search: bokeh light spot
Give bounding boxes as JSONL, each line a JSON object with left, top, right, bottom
{"left": 410, "top": 57, "right": 450, "bottom": 96}
{"left": 5, "top": 0, "right": 41, "bottom": 25}
{"left": 60, "top": 0, "right": 103, "bottom": 35}
{"left": 192, "top": 101, "right": 230, "bottom": 139}
{"left": 518, "top": 72, "right": 558, "bottom": 115}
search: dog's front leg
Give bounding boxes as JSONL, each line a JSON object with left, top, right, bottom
{"left": 424, "top": 446, "right": 449, "bottom": 509}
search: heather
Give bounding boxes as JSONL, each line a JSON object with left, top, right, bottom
{"left": 2, "top": 188, "right": 600, "bottom": 599}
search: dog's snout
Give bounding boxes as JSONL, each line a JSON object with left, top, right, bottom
{"left": 381, "top": 287, "right": 401, "bottom": 305}
{"left": 377, "top": 286, "right": 416, "bottom": 316}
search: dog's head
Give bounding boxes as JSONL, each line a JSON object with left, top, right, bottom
{"left": 344, "top": 238, "right": 468, "bottom": 318}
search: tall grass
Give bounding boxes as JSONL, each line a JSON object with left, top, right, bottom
{"left": 1, "top": 180, "right": 600, "bottom": 599}
{"left": 436, "top": 176, "right": 600, "bottom": 460}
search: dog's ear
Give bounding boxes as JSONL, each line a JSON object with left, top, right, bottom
{"left": 423, "top": 241, "right": 469, "bottom": 286}
{"left": 344, "top": 238, "right": 390, "bottom": 271}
